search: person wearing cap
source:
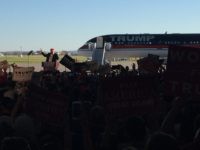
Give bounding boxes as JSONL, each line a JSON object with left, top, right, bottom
{"left": 41, "top": 48, "right": 59, "bottom": 62}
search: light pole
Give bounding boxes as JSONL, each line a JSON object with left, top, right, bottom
{"left": 27, "top": 50, "right": 33, "bottom": 67}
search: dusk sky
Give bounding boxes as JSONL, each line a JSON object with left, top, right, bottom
{"left": 0, "top": 0, "right": 200, "bottom": 52}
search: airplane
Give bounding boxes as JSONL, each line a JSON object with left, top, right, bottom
{"left": 77, "top": 33, "right": 200, "bottom": 61}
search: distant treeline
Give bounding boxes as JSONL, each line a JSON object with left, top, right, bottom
{"left": 0, "top": 50, "right": 77, "bottom": 55}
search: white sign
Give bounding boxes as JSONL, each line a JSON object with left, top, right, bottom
{"left": 12, "top": 67, "right": 34, "bottom": 82}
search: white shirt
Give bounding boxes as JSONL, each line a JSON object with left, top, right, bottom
{"left": 48, "top": 54, "right": 53, "bottom": 62}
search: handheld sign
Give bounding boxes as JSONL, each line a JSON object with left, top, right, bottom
{"left": 59, "top": 54, "right": 75, "bottom": 70}
{"left": 165, "top": 45, "right": 200, "bottom": 99}
{"left": 99, "top": 76, "right": 159, "bottom": 119}
{"left": 26, "top": 85, "right": 68, "bottom": 131}
{"left": 12, "top": 67, "right": 34, "bottom": 82}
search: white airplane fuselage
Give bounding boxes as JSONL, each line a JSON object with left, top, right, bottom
{"left": 78, "top": 33, "right": 200, "bottom": 60}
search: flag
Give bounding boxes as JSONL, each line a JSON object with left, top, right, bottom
{"left": 27, "top": 50, "right": 33, "bottom": 56}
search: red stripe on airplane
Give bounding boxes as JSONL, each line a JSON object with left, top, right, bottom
{"left": 112, "top": 45, "right": 169, "bottom": 49}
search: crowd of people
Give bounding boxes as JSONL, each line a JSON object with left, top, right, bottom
{"left": 0, "top": 49, "right": 200, "bottom": 150}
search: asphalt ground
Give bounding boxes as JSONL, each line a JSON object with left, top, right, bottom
{"left": 8, "top": 63, "right": 70, "bottom": 72}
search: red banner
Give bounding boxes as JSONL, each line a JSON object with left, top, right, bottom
{"left": 165, "top": 45, "right": 200, "bottom": 98}
{"left": 26, "top": 85, "right": 68, "bottom": 129}
{"left": 99, "top": 76, "right": 159, "bottom": 119}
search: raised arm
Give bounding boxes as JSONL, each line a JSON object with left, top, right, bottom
{"left": 41, "top": 51, "right": 48, "bottom": 57}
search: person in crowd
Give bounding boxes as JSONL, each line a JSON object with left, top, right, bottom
{"left": 1, "top": 137, "right": 32, "bottom": 150}
{"left": 116, "top": 115, "right": 148, "bottom": 150}
{"left": 0, "top": 60, "right": 8, "bottom": 85}
{"left": 131, "top": 63, "right": 138, "bottom": 75}
{"left": 0, "top": 97, "right": 15, "bottom": 142}
{"left": 145, "top": 132, "right": 180, "bottom": 150}
{"left": 89, "top": 105, "right": 106, "bottom": 150}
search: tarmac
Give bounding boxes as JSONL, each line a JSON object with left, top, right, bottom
{"left": 8, "top": 60, "right": 138, "bottom": 72}
{"left": 9, "top": 63, "right": 70, "bottom": 72}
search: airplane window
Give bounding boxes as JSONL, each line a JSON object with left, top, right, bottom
{"left": 88, "top": 42, "right": 96, "bottom": 50}
{"left": 105, "top": 43, "right": 112, "bottom": 51}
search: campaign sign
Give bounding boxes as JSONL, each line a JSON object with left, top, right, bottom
{"left": 59, "top": 54, "right": 75, "bottom": 70}
{"left": 12, "top": 67, "right": 34, "bottom": 82}
{"left": 26, "top": 85, "right": 68, "bottom": 130}
{"left": 99, "top": 76, "right": 159, "bottom": 119}
{"left": 165, "top": 45, "right": 200, "bottom": 98}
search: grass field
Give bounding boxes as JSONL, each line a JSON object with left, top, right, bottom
{"left": 0, "top": 54, "right": 87, "bottom": 64}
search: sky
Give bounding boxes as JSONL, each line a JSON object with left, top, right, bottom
{"left": 0, "top": 0, "right": 200, "bottom": 52}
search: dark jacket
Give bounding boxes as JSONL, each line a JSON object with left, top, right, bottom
{"left": 41, "top": 52, "right": 59, "bottom": 62}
